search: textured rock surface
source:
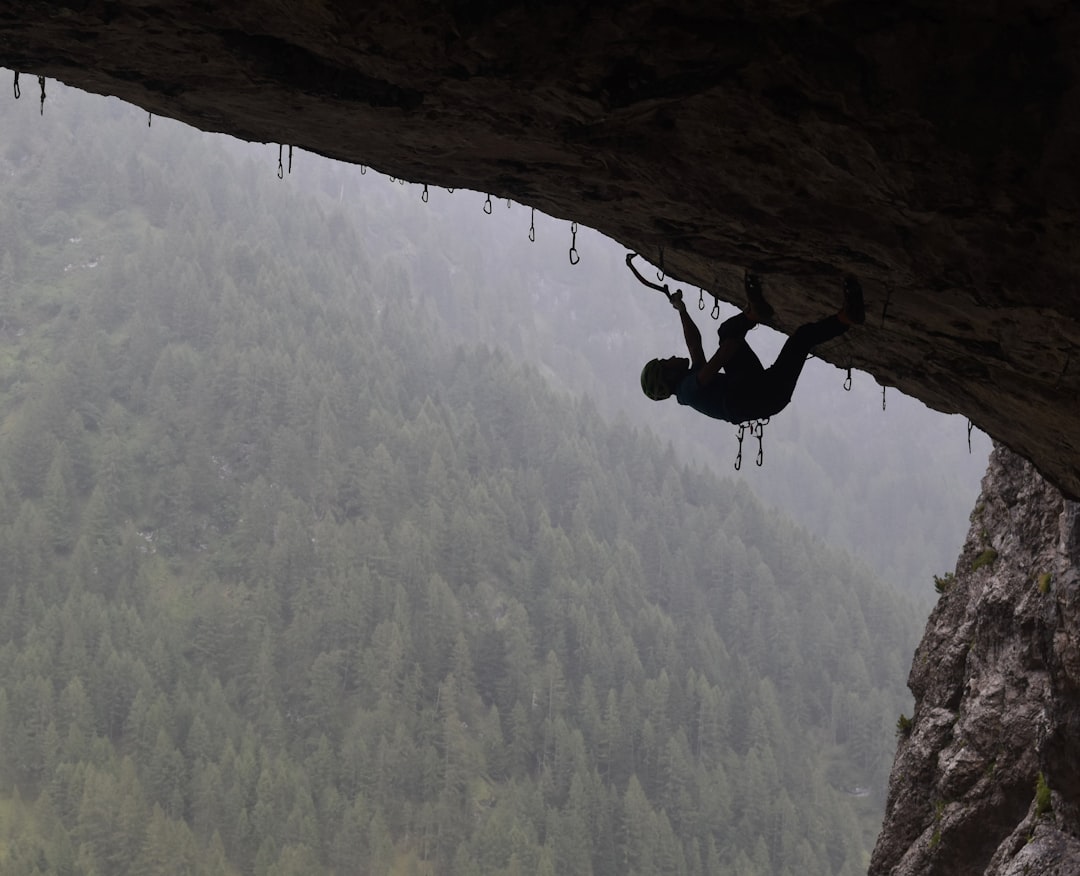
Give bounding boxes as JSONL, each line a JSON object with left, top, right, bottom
{"left": 870, "top": 443, "right": 1080, "bottom": 875}
{"left": 1, "top": 2, "right": 1080, "bottom": 497}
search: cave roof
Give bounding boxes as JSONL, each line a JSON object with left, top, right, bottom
{"left": 3, "top": 1, "right": 1079, "bottom": 496}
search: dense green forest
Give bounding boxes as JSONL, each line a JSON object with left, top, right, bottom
{"left": 0, "top": 84, "right": 923, "bottom": 875}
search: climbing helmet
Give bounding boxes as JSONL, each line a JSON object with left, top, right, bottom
{"left": 640, "top": 359, "right": 674, "bottom": 401}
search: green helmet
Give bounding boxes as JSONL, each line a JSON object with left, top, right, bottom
{"left": 640, "top": 359, "right": 673, "bottom": 400}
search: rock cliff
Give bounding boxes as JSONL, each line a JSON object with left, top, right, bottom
{"left": 3, "top": 6, "right": 1080, "bottom": 874}
{"left": 870, "top": 443, "right": 1080, "bottom": 875}
{"left": 1, "top": 1, "right": 1080, "bottom": 498}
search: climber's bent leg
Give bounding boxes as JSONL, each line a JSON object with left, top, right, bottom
{"left": 731, "top": 315, "right": 848, "bottom": 419}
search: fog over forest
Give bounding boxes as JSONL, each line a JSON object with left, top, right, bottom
{"left": 0, "top": 77, "right": 988, "bottom": 876}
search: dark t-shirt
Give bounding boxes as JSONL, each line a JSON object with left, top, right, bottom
{"left": 674, "top": 371, "right": 737, "bottom": 423}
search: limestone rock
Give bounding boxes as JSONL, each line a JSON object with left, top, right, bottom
{"left": 1, "top": 1, "right": 1080, "bottom": 496}
{"left": 870, "top": 443, "right": 1080, "bottom": 875}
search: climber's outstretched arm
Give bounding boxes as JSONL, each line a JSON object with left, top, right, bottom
{"left": 673, "top": 295, "right": 706, "bottom": 369}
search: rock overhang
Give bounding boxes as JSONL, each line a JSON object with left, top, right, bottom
{"left": 3, "top": 0, "right": 1079, "bottom": 496}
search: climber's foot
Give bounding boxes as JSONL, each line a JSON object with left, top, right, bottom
{"left": 744, "top": 270, "right": 774, "bottom": 323}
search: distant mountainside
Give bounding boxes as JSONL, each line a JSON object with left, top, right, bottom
{"left": 0, "top": 85, "right": 918, "bottom": 874}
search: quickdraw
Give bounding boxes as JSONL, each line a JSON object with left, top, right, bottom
{"left": 881, "top": 283, "right": 893, "bottom": 328}
{"left": 844, "top": 366, "right": 852, "bottom": 391}
{"left": 625, "top": 252, "right": 681, "bottom": 304}
{"left": 421, "top": 184, "right": 429, "bottom": 203}
{"left": 38, "top": 75, "right": 45, "bottom": 115}
{"left": 569, "top": 222, "right": 580, "bottom": 265}
{"left": 484, "top": 194, "right": 493, "bottom": 214}
{"left": 13, "top": 71, "right": 20, "bottom": 99}
{"left": 627, "top": 252, "right": 726, "bottom": 318}
{"left": 529, "top": 208, "right": 536, "bottom": 243}
{"left": 735, "top": 419, "right": 769, "bottom": 470}
{"left": 276, "top": 146, "right": 294, "bottom": 178}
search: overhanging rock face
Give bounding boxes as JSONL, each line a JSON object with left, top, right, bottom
{"left": 2, "top": 1, "right": 1079, "bottom": 496}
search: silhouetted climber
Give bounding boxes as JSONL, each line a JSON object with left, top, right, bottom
{"left": 640, "top": 272, "right": 865, "bottom": 423}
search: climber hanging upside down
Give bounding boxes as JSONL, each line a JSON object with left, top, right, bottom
{"left": 640, "top": 271, "right": 865, "bottom": 423}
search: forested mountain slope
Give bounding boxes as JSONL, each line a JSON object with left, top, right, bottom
{"left": 0, "top": 89, "right": 921, "bottom": 874}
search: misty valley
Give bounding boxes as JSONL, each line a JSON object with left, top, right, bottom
{"left": 0, "top": 82, "right": 989, "bottom": 875}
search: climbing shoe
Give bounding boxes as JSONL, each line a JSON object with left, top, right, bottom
{"left": 841, "top": 275, "right": 865, "bottom": 325}
{"left": 744, "top": 270, "right": 774, "bottom": 323}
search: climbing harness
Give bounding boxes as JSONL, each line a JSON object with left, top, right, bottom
{"left": 13, "top": 71, "right": 19, "bottom": 99}
{"left": 569, "top": 222, "right": 580, "bottom": 265}
{"left": 735, "top": 419, "right": 769, "bottom": 470}
{"left": 529, "top": 208, "right": 536, "bottom": 243}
